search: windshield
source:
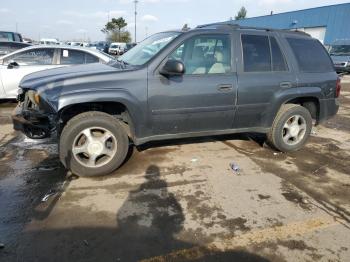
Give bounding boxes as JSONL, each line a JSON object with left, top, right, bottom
{"left": 330, "top": 45, "right": 350, "bottom": 56}
{"left": 119, "top": 32, "right": 181, "bottom": 66}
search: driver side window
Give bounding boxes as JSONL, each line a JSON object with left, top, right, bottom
{"left": 4, "top": 48, "right": 54, "bottom": 66}
{"left": 169, "top": 35, "right": 231, "bottom": 75}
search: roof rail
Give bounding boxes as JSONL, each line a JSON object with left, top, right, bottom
{"left": 196, "top": 23, "right": 310, "bottom": 36}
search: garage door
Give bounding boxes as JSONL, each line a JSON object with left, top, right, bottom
{"left": 297, "top": 27, "right": 327, "bottom": 44}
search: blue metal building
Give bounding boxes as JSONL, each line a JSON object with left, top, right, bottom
{"left": 225, "top": 3, "right": 350, "bottom": 46}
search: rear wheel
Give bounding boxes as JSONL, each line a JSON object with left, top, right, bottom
{"left": 59, "top": 111, "right": 129, "bottom": 176}
{"left": 267, "top": 104, "right": 312, "bottom": 152}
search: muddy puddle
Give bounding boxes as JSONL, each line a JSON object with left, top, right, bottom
{"left": 0, "top": 135, "right": 66, "bottom": 259}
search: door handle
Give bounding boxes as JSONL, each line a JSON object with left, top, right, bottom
{"left": 217, "top": 84, "right": 233, "bottom": 91}
{"left": 280, "top": 82, "right": 292, "bottom": 89}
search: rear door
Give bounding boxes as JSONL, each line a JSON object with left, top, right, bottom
{"left": 234, "top": 31, "right": 297, "bottom": 128}
{"left": 0, "top": 48, "right": 56, "bottom": 98}
{"left": 148, "top": 33, "right": 237, "bottom": 135}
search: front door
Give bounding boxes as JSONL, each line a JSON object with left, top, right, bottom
{"left": 148, "top": 33, "right": 237, "bottom": 135}
{"left": 0, "top": 48, "right": 57, "bottom": 98}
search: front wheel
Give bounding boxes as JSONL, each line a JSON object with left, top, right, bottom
{"left": 267, "top": 104, "right": 312, "bottom": 152}
{"left": 59, "top": 111, "right": 129, "bottom": 177}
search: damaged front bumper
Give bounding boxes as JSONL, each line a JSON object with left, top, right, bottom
{"left": 12, "top": 103, "right": 54, "bottom": 139}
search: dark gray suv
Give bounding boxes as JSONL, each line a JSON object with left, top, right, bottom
{"left": 12, "top": 24, "right": 340, "bottom": 176}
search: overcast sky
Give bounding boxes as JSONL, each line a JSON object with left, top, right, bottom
{"left": 0, "top": 0, "right": 349, "bottom": 42}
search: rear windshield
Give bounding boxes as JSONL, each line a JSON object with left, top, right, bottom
{"left": 287, "top": 37, "right": 334, "bottom": 73}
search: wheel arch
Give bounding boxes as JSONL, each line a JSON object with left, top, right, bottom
{"left": 263, "top": 87, "right": 323, "bottom": 127}
{"left": 56, "top": 92, "right": 144, "bottom": 141}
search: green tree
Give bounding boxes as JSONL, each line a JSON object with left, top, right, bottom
{"left": 108, "top": 31, "right": 131, "bottom": 43}
{"left": 235, "top": 6, "right": 247, "bottom": 20}
{"left": 101, "top": 17, "right": 131, "bottom": 42}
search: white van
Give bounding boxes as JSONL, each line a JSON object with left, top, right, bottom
{"left": 108, "top": 42, "right": 127, "bottom": 55}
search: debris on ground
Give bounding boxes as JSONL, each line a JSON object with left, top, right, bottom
{"left": 229, "top": 162, "right": 240, "bottom": 174}
{"left": 0, "top": 243, "right": 4, "bottom": 249}
{"left": 312, "top": 164, "right": 328, "bottom": 175}
{"left": 191, "top": 158, "right": 198, "bottom": 163}
{"left": 83, "top": 240, "right": 89, "bottom": 246}
{"left": 41, "top": 190, "right": 56, "bottom": 202}
{"left": 301, "top": 198, "right": 309, "bottom": 204}
{"left": 311, "top": 129, "right": 317, "bottom": 135}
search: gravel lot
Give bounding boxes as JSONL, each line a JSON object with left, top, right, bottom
{"left": 0, "top": 77, "right": 349, "bottom": 262}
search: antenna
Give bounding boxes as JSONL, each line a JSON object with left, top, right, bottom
{"left": 134, "top": 0, "right": 139, "bottom": 43}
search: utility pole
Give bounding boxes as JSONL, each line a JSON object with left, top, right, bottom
{"left": 15, "top": 22, "right": 18, "bottom": 32}
{"left": 134, "top": 0, "right": 138, "bottom": 43}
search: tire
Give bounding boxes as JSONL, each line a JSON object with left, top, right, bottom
{"left": 59, "top": 111, "right": 129, "bottom": 177}
{"left": 267, "top": 104, "right": 312, "bottom": 152}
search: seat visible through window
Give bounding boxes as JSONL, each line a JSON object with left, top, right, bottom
{"left": 169, "top": 35, "right": 231, "bottom": 75}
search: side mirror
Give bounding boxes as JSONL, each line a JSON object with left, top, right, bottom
{"left": 7, "top": 61, "right": 19, "bottom": 69}
{"left": 160, "top": 59, "right": 185, "bottom": 77}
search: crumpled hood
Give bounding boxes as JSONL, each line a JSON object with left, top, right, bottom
{"left": 20, "top": 62, "right": 123, "bottom": 91}
{"left": 331, "top": 55, "right": 350, "bottom": 64}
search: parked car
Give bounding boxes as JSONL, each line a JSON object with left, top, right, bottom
{"left": 22, "top": 38, "right": 33, "bottom": 44}
{"left": 68, "top": 42, "right": 82, "bottom": 47}
{"left": 80, "top": 42, "right": 91, "bottom": 47}
{"left": 40, "top": 38, "right": 59, "bottom": 45}
{"left": 12, "top": 24, "right": 340, "bottom": 176}
{"left": 108, "top": 42, "right": 127, "bottom": 55}
{"left": 91, "top": 41, "right": 110, "bottom": 53}
{"left": 0, "top": 31, "right": 23, "bottom": 42}
{"left": 0, "top": 41, "right": 31, "bottom": 57}
{"left": 329, "top": 40, "right": 350, "bottom": 73}
{"left": 124, "top": 43, "right": 137, "bottom": 53}
{"left": 0, "top": 45, "right": 115, "bottom": 99}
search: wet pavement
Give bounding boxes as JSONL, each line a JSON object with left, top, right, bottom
{"left": 0, "top": 78, "right": 350, "bottom": 262}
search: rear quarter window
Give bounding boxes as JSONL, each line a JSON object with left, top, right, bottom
{"left": 287, "top": 37, "right": 334, "bottom": 73}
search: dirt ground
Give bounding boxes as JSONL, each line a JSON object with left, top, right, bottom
{"left": 0, "top": 77, "right": 350, "bottom": 262}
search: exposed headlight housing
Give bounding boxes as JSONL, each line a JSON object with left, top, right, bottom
{"left": 34, "top": 93, "right": 40, "bottom": 104}
{"left": 27, "top": 90, "right": 40, "bottom": 106}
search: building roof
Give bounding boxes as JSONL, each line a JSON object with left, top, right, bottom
{"left": 230, "top": 3, "right": 350, "bottom": 22}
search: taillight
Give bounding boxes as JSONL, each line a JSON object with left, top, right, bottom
{"left": 336, "top": 77, "right": 341, "bottom": 97}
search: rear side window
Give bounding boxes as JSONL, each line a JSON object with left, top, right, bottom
{"left": 242, "top": 35, "right": 288, "bottom": 72}
{"left": 287, "top": 38, "right": 333, "bottom": 72}
{"left": 61, "top": 50, "right": 99, "bottom": 64}
{"left": 85, "top": 53, "right": 99, "bottom": 63}
{"left": 242, "top": 35, "right": 271, "bottom": 72}
{"left": 61, "top": 50, "right": 85, "bottom": 64}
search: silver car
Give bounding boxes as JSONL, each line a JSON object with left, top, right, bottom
{"left": 0, "top": 45, "right": 115, "bottom": 99}
{"left": 329, "top": 40, "right": 350, "bottom": 74}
